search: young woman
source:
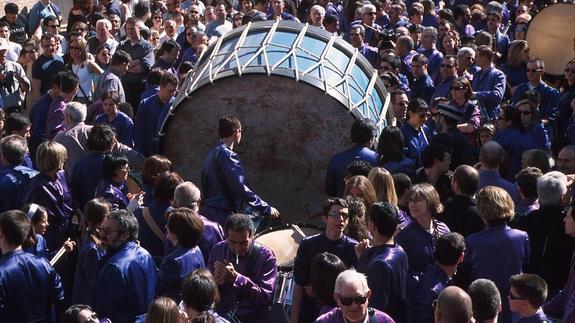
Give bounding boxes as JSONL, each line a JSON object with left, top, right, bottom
{"left": 516, "top": 99, "right": 550, "bottom": 150}
{"left": 368, "top": 167, "right": 412, "bottom": 229}
{"left": 66, "top": 38, "right": 103, "bottom": 105}
{"left": 95, "top": 91, "right": 134, "bottom": 147}
{"left": 95, "top": 153, "right": 131, "bottom": 210}
{"left": 450, "top": 76, "right": 481, "bottom": 146}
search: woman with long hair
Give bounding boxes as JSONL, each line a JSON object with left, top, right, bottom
{"left": 66, "top": 38, "right": 103, "bottom": 105}
{"left": 368, "top": 167, "right": 412, "bottom": 229}
{"left": 439, "top": 30, "right": 460, "bottom": 56}
{"left": 181, "top": 269, "right": 228, "bottom": 322}
{"left": 377, "top": 126, "right": 416, "bottom": 177}
{"left": 311, "top": 252, "right": 347, "bottom": 316}
{"left": 500, "top": 40, "right": 530, "bottom": 95}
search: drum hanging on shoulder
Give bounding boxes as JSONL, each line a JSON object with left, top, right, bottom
{"left": 159, "top": 21, "right": 391, "bottom": 222}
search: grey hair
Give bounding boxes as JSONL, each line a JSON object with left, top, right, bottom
{"left": 351, "top": 24, "right": 366, "bottom": 34}
{"left": 423, "top": 26, "right": 438, "bottom": 40}
{"left": 173, "top": 181, "right": 201, "bottom": 211}
{"left": 107, "top": 209, "right": 139, "bottom": 241}
{"left": 361, "top": 3, "right": 376, "bottom": 14}
{"left": 537, "top": 171, "right": 568, "bottom": 206}
{"left": 457, "top": 47, "right": 475, "bottom": 58}
{"left": 96, "top": 18, "right": 112, "bottom": 30}
{"left": 334, "top": 269, "right": 369, "bottom": 295}
{"left": 310, "top": 5, "right": 326, "bottom": 16}
{"left": 65, "top": 102, "right": 87, "bottom": 123}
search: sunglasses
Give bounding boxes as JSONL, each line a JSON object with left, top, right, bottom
{"left": 440, "top": 64, "right": 454, "bottom": 68}
{"left": 328, "top": 211, "right": 349, "bottom": 218}
{"left": 451, "top": 86, "right": 466, "bottom": 90}
{"left": 338, "top": 294, "right": 368, "bottom": 306}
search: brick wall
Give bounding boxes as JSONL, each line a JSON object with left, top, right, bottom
{"left": 3, "top": 0, "right": 73, "bottom": 25}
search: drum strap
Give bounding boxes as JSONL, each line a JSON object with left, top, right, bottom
{"left": 142, "top": 207, "right": 166, "bottom": 242}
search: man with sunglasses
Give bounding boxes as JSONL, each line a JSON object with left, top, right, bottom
{"left": 512, "top": 58, "right": 560, "bottom": 138}
{"left": 292, "top": 198, "right": 359, "bottom": 323}
{"left": 315, "top": 269, "right": 395, "bottom": 323}
{"left": 92, "top": 210, "right": 157, "bottom": 323}
{"left": 431, "top": 56, "right": 458, "bottom": 103}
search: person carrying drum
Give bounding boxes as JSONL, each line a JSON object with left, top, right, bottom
{"left": 200, "top": 116, "right": 280, "bottom": 226}
{"left": 291, "top": 197, "right": 359, "bottom": 323}
{"left": 207, "top": 213, "right": 279, "bottom": 323}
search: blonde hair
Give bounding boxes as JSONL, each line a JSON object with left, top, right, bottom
{"left": 476, "top": 186, "right": 515, "bottom": 224}
{"left": 507, "top": 40, "right": 528, "bottom": 67}
{"left": 368, "top": 167, "right": 398, "bottom": 206}
{"left": 343, "top": 175, "right": 377, "bottom": 208}
{"left": 408, "top": 183, "right": 444, "bottom": 216}
{"left": 36, "top": 141, "right": 67, "bottom": 173}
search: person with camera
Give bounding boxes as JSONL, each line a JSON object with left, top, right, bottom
{"left": 0, "top": 37, "right": 29, "bottom": 115}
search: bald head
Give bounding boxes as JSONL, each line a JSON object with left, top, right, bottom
{"left": 480, "top": 141, "right": 504, "bottom": 170}
{"left": 435, "top": 286, "right": 473, "bottom": 323}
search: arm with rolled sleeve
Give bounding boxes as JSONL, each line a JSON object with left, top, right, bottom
{"left": 475, "top": 70, "right": 506, "bottom": 108}
{"left": 218, "top": 149, "right": 271, "bottom": 215}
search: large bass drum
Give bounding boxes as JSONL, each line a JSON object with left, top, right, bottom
{"left": 159, "top": 21, "right": 391, "bottom": 223}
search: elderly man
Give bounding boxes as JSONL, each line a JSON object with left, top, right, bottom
{"left": 92, "top": 210, "right": 157, "bottom": 323}
{"left": 514, "top": 171, "right": 573, "bottom": 297}
{"left": 471, "top": 45, "right": 506, "bottom": 122}
{"left": 359, "top": 4, "right": 382, "bottom": 47}
{"left": 356, "top": 202, "right": 408, "bottom": 322}
{"left": 117, "top": 17, "right": 154, "bottom": 109}
{"left": 0, "top": 210, "right": 65, "bottom": 321}
{"left": 0, "top": 38, "right": 29, "bottom": 114}
{"left": 87, "top": 18, "right": 118, "bottom": 55}
{"left": 208, "top": 213, "right": 278, "bottom": 323}
{"left": 418, "top": 26, "right": 443, "bottom": 83}
{"left": 309, "top": 5, "right": 326, "bottom": 28}
{"left": 434, "top": 286, "right": 474, "bottom": 323}
{"left": 457, "top": 47, "right": 476, "bottom": 80}
{"left": 349, "top": 24, "right": 379, "bottom": 69}
{"left": 315, "top": 269, "right": 395, "bottom": 323}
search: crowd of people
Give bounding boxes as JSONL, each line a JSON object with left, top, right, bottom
{"left": 0, "top": 0, "right": 575, "bottom": 322}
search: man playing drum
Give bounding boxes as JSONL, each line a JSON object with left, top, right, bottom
{"left": 200, "top": 116, "right": 280, "bottom": 225}
{"left": 291, "top": 198, "right": 359, "bottom": 323}
{"left": 208, "top": 213, "right": 278, "bottom": 322}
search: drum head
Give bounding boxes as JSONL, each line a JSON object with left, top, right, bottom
{"left": 255, "top": 224, "right": 323, "bottom": 268}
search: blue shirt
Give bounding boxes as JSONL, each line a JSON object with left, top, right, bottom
{"left": 71, "top": 153, "right": 106, "bottom": 211}
{"left": 72, "top": 235, "right": 106, "bottom": 305}
{"left": 95, "top": 180, "right": 130, "bottom": 210}
{"left": 157, "top": 245, "right": 205, "bottom": 302}
{"left": 419, "top": 48, "right": 443, "bottom": 84}
{"left": 431, "top": 76, "right": 456, "bottom": 103}
{"left": 325, "top": 145, "right": 379, "bottom": 197}
{"left": 401, "top": 123, "right": 432, "bottom": 169}
{"left": 512, "top": 82, "right": 560, "bottom": 121}
{"left": 500, "top": 63, "right": 528, "bottom": 88}
{"left": 494, "top": 127, "right": 537, "bottom": 179}
{"left": 356, "top": 244, "right": 408, "bottom": 322}
{"left": 478, "top": 170, "right": 521, "bottom": 204}
{"left": 135, "top": 94, "right": 175, "bottom": 157}
{"left": 359, "top": 44, "right": 380, "bottom": 69}
{"left": 95, "top": 111, "right": 135, "bottom": 147}
{"left": 92, "top": 241, "right": 157, "bottom": 323}
{"left": 0, "top": 249, "right": 64, "bottom": 322}
{"left": 409, "top": 74, "right": 436, "bottom": 104}
{"left": 134, "top": 201, "right": 171, "bottom": 260}
{"left": 412, "top": 264, "right": 451, "bottom": 323}
{"left": 0, "top": 165, "right": 38, "bottom": 212}
{"left": 514, "top": 308, "right": 547, "bottom": 323}
{"left": 471, "top": 65, "right": 506, "bottom": 121}
{"left": 29, "top": 93, "right": 53, "bottom": 162}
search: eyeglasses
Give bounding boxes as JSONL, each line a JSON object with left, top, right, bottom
{"left": 338, "top": 294, "right": 368, "bottom": 306}
{"left": 519, "top": 110, "right": 532, "bottom": 115}
{"left": 527, "top": 68, "right": 542, "bottom": 73}
{"left": 508, "top": 293, "right": 526, "bottom": 300}
{"left": 328, "top": 210, "right": 349, "bottom": 218}
{"left": 440, "top": 64, "right": 454, "bottom": 68}
{"left": 565, "top": 68, "right": 575, "bottom": 73}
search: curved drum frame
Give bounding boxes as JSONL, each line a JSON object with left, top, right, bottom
{"left": 160, "top": 20, "right": 391, "bottom": 135}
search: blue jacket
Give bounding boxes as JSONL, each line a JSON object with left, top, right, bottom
{"left": 500, "top": 63, "right": 528, "bottom": 88}
{"left": 22, "top": 171, "right": 73, "bottom": 252}
{"left": 525, "top": 122, "right": 550, "bottom": 151}
{"left": 95, "top": 180, "right": 130, "bottom": 210}
{"left": 463, "top": 225, "right": 530, "bottom": 323}
{"left": 325, "top": 144, "right": 379, "bottom": 197}
{"left": 419, "top": 48, "right": 443, "bottom": 84}
{"left": 29, "top": 93, "right": 53, "bottom": 163}
{"left": 134, "top": 201, "right": 171, "bottom": 260}
{"left": 401, "top": 123, "right": 432, "bottom": 169}
{"left": 135, "top": 94, "right": 175, "bottom": 157}
{"left": 356, "top": 244, "right": 408, "bottom": 322}
{"left": 0, "top": 249, "right": 64, "bottom": 323}
{"left": 0, "top": 164, "right": 38, "bottom": 212}
{"left": 431, "top": 76, "right": 456, "bottom": 103}
{"left": 409, "top": 74, "right": 436, "bottom": 104}
{"left": 71, "top": 235, "right": 105, "bottom": 305}
{"left": 494, "top": 127, "right": 537, "bottom": 179}
{"left": 92, "top": 241, "right": 157, "bottom": 323}
{"left": 157, "top": 245, "right": 205, "bottom": 302}
{"left": 94, "top": 111, "right": 135, "bottom": 147}
{"left": 201, "top": 142, "right": 272, "bottom": 224}
{"left": 71, "top": 153, "right": 106, "bottom": 211}
{"left": 512, "top": 82, "right": 560, "bottom": 121}
{"left": 472, "top": 66, "right": 506, "bottom": 121}
{"left": 412, "top": 264, "right": 451, "bottom": 323}
{"left": 478, "top": 170, "right": 521, "bottom": 204}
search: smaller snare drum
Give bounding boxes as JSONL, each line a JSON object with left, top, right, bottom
{"left": 273, "top": 271, "right": 295, "bottom": 305}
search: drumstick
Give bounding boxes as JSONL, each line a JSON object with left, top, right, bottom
{"left": 49, "top": 239, "right": 69, "bottom": 266}
{"left": 292, "top": 224, "right": 306, "bottom": 240}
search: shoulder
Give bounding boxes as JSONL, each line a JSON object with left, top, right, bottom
{"left": 314, "top": 308, "right": 342, "bottom": 322}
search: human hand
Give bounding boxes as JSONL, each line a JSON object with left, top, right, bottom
{"left": 269, "top": 207, "right": 280, "bottom": 219}
{"left": 355, "top": 239, "right": 371, "bottom": 258}
{"left": 63, "top": 238, "right": 76, "bottom": 253}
